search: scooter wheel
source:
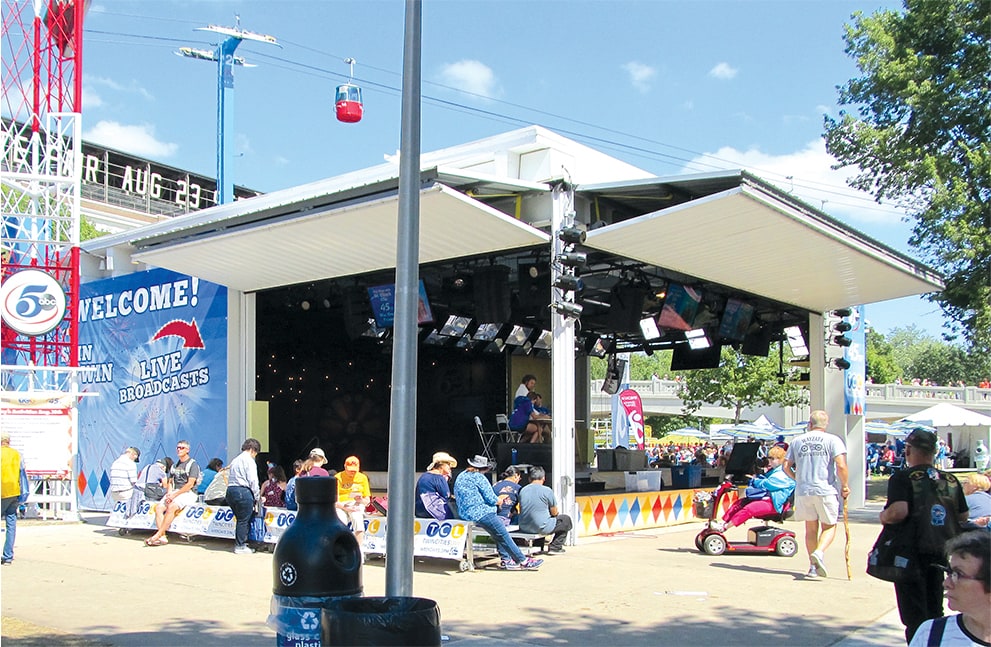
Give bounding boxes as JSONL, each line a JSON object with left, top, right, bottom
{"left": 775, "top": 536, "right": 798, "bottom": 557}
{"left": 695, "top": 534, "right": 705, "bottom": 552}
{"left": 703, "top": 533, "right": 727, "bottom": 556}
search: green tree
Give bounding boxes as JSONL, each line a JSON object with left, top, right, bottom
{"left": 824, "top": 0, "right": 991, "bottom": 353}
{"left": 80, "top": 216, "right": 109, "bottom": 241}
{"left": 885, "top": 324, "right": 990, "bottom": 384}
{"left": 677, "top": 346, "right": 806, "bottom": 424}
{"left": 866, "top": 328, "right": 903, "bottom": 384}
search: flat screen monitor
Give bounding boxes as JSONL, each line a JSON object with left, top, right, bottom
{"left": 472, "top": 323, "right": 503, "bottom": 341}
{"left": 438, "top": 315, "right": 472, "bottom": 337}
{"left": 718, "top": 298, "right": 754, "bottom": 342}
{"left": 657, "top": 283, "right": 702, "bottom": 331}
{"left": 368, "top": 279, "right": 433, "bottom": 328}
{"left": 670, "top": 341, "right": 722, "bottom": 370}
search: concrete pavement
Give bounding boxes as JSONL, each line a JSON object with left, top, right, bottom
{"left": 1, "top": 503, "right": 911, "bottom": 646}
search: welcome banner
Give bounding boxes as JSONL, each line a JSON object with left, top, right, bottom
{"left": 76, "top": 268, "right": 228, "bottom": 510}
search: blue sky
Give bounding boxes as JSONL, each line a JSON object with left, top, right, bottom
{"left": 78, "top": 0, "right": 950, "bottom": 339}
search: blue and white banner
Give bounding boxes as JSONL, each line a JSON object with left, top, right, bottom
{"left": 76, "top": 268, "right": 228, "bottom": 510}
{"left": 844, "top": 306, "right": 867, "bottom": 415}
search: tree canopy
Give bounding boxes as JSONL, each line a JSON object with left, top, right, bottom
{"left": 824, "top": 0, "right": 990, "bottom": 353}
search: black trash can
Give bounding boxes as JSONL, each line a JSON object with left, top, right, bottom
{"left": 322, "top": 597, "right": 441, "bottom": 646}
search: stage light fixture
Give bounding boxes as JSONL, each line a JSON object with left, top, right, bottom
{"left": 640, "top": 316, "right": 661, "bottom": 340}
{"left": 833, "top": 358, "right": 851, "bottom": 370}
{"left": 784, "top": 325, "right": 809, "bottom": 357}
{"left": 686, "top": 328, "right": 711, "bottom": 350}
{"left": 586, "top": 335, "right": 612, "bottom": 357}
{"left": 553, "top": 275, "right": 580, "bottom": 291}
{"left": 558, "top": 226, "right": 587, "bottom": 245}
{"left": 552, "top": 301, "right": 583, "bottom": 318}
{"left": 533, "top": 330, "right": 553, "bottom": 350}
{"left": 557, "top": 252, "right": 586, "bottom": 267}
{"left": 832, "top": 308, "right": 853, "bottom": 318}
{"left": 439, "top": 315, "right": 472, "bottom": 337}
{"left": 505, "top": 325, "right": 534, "bottom": 346}
{"left": 833, "top": 321, "right": 852, "bottom": 333}
{"left": 832, "top": 335, "right": 853, "bottom": 347}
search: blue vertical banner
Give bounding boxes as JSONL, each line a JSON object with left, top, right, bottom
{"left": 843, "top": 306, "right": 866, "bottom": 415}
{"left": 76, "top": 268, "right": 228, "bottom": 510}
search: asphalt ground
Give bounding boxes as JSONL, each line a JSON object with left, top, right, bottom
{"left": 0, "top": 494, "right": 911, "bottom": 647}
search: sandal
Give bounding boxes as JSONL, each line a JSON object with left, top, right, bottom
{"left": 146, "top": 536, "right": 168, "bottom": 546}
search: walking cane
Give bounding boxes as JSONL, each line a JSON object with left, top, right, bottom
{"left": 843, "top": 498, "right": 852, "bottom": 580}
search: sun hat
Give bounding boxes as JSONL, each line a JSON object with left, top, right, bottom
{"left": 309, "top": 448, "right": 327, "bottom": 463}
{"left": 467, "top": 454, "right": 492, "bottom": 469}
{"left": 427, "top": 451, "right": 458, "bottom": 470}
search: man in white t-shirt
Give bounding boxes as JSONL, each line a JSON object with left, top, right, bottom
{"left": 783, "top": 410, "right": 849, "bottom": 579}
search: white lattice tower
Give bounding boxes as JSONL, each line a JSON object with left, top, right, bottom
{"left": 2, "top": 0, "right": 84, "bottom": 391}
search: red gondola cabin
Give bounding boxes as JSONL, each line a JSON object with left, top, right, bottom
{"left": 335, "top": 83, "right": 363, "bottom": 123}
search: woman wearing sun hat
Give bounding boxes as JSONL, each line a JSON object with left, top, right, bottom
{"left": 454, "top": 454, "right": 542, "bottom": 571}
{"left": 415, "top": 451, "right": 457, "bottom": 520}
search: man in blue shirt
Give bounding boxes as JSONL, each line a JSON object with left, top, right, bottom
{"left": 519, "top": 465, "right": 572, "bottom": 553}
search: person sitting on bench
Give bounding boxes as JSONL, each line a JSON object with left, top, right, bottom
{"left": 518, "top": 465, "right": 572, "bottom": 554}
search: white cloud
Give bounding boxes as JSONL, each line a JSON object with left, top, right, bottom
{"left": 438, "top": 60, "right": 500, "bottom": 99}
{"left": 622, "top": 61, "right": 656, "bottom": 93}
{"left": 83, "top": 121, "right": 178, "bottom": 158}
{"left": 82, "top": 86, "right": 103, "bottom": 109}
{"left": 82, "top": 74, "right": 154, "bottom": 101}
{"left": 682, "top": 139, "right": 907, "bottom": 227}
{"left": 709, "top": 62, "right": 738, "bottom": 80}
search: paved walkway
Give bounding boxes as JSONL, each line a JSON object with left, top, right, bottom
{"left": 1, "top": 504, "right": 910, "bottom": 646}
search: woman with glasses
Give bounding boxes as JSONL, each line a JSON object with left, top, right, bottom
{"left": 908, "top": 531, "right": 990, "bottom": 646}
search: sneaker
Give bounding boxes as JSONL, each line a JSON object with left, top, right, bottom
{"left": 521, "top": 557, "right": 543, "bottom": 570}
{"left": 500, "top": 560, "right": 521, "bottom": 570}
{"left": 233, "top": 546, "right": 255, "bottom": 555}
{"left": 548, "top": 546, "right": 566, "bottom": 554}
{"left": 708, "top": 521, "right": 726, "bottom": 533}
{"left": 810, "top": 551, "right": 828, "bottom": 578}
{"left": 805, "top": 566, "right": 818, "bottom": 578}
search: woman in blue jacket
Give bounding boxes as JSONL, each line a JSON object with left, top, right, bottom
{"left": 712, "top": 446, "right": 795, "bottom": 532}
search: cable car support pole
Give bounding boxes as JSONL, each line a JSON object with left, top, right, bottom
{"left": 385, "top": 0, "right": 422, "bottom": 598}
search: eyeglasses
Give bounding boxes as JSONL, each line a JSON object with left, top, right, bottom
{"left": 937, "top": 564, "right": 983, "bottom": 583}
{"left": 176, "top": 446, "right": 189, "bottom": 451}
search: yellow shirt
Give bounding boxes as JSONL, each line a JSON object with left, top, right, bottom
{"left": 1, "top": 446, "right": 22, "bottom": 498}
{"left": 335, "top": 470, "right": 370, "bottom": 502}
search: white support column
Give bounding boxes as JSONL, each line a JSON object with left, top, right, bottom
{"left": 550, "top": 183, "right": 577, "bottom": 543}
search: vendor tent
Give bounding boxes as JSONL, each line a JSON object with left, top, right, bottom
{"left": 901, "top": 403, "right": 991, "bottom": 468}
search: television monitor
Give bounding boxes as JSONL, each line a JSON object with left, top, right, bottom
{"left": 472, "top": 323, "right": 503, "bottom": 341}
{"left": 504, "top": 325, "right": 533, "bottom": 346}
{"left": 657, "top": 283, "right": 702, "bottom": 331}
{"left": 438, "top": 315, "right": 472, "bottom": 337}
{"left": 532, "top": 330, "right": 552, "bottom": 350}
{"left": 368, "top": 279, "right": 433, "bottom": 328}
{"left": 741, "top": 327, "right": 772, "bottom": 357}
{"left": 784, "top": 325, "right": 809, "bottom": 357}
{"left": 718, "top": 298, "right": 754, "bottom": 342}
{"left": 670, "top": 342, "right": 722, "bottom": 370}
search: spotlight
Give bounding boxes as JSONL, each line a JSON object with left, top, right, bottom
{"left": 686, "top": 328, "right": 711, "bottom": 350}
{"left": 301, "top": 300, "right": 311, "bottom": 311}
{"left": 558, "top": 226, "right": 587, "bottom": 245}
{"left": 833, "top": 358, "right": 851, "bottom": 370}
{"left": 832, "top": 335, "right": 853, "bottom": 347}
{"left": 553, "top": 301, "right": 583, "bottom": 318}
{"left": 553, "top": 275, "right": 580, "bottom": 291}
{"left": 832, "top": 308, "right": 853, "bottom": 318}
{"left": 640, "top": 316, "right": 661, "bottom": 340}
{"left": 557, "top": 252, "right": 586, "bottom": 267}
{"left": 833, "top": 321, "right": 852, "bottom": 333}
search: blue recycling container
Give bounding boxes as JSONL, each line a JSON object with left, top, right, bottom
{"left": 670, "top": 465, "right": 702, "bottom": 489}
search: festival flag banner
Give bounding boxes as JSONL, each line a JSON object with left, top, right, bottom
{"left": 619, "top": 388, "right": 645, "bottom": 450}
{"left": 843, "top": 306, "right": 867, "bottom": 415}
{"left": 76, "top": 268, "right": 228, "bottom": 510}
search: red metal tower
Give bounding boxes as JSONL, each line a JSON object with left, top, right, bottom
{"left": 2, "top": 0, "right": 85, "bottom": 391}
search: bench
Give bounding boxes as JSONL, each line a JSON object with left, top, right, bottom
{"left": 470, "top": 525, "right": 554, "bottom": 565}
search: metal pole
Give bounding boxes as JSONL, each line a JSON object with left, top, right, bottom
{"left": 385, "top": 0, "right": 421, "bottom": 598}
{"left": 215, "top": 41, "right": 226, "bottom": 205}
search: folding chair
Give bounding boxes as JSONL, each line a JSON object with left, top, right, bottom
{"left": 475, "top": 416, "right": 500, "bottom": 462}
{"left": 496, "top": 413, "right": 521, "bottom": 443}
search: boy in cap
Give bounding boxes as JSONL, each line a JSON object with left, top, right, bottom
{"left": 336, "top": 456, "right": 371, "bottom": 555}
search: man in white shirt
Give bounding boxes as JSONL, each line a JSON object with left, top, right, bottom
{"left": 227, "top": 438, "right": 261, "bottom": 554}
{"left": 108, "top": 447, "right": 140, "bottom": 517}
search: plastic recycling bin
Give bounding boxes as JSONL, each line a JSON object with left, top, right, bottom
{"left": 670, "top": 464, "right": 702, "bottom": 489}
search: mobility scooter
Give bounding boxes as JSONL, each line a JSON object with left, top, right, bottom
{"left": 693, "top": 442, "right": 798, "bottom": 558}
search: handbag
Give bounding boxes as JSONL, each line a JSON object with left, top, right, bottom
{"left": 144, "top": 482, "right": 167, "bottom": 501}
{"left": 203, "top": 468, "right": 229, "bottom": 505}
{"left": 866, "top": 524, "right": 919, "bottom": 582}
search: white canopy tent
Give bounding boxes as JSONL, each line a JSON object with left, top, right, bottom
{"left": 901, "top": 403, "right": 991, "bottom": 468}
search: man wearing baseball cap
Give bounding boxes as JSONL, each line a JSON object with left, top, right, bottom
{"left": 336, "top": 456, "right": 371, "bottom": 559}
{"left": 880, "top": 427, "right": 969, "bottom": 643}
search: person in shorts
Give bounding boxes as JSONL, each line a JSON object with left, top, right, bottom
{"left": 146, "top": 440, "right": 200, "bottom": 546}
{"left": 783, "top": 410, "right": 849, "bottom": 579}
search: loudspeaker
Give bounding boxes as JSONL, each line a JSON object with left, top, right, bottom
{"left": 474, "top": 265, "right": 511, "bottom": 322}
{"left": 607, "top": 285, "right": 646, "bottom": 333}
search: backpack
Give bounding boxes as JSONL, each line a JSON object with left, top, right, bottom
{"left": 909, "top": 467, "right": 962, "bottom": 554}
{"left": 203, "top": 468, "right": 229, "bottom": 505}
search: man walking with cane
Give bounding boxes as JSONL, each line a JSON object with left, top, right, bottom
{"left": 783, "top": 410, "right": 850, "bottom": 578}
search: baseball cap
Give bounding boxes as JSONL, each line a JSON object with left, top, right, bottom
{"left": 905, "top": 428, "right": 937, "bottom": 453}
{"left": 128, "top": 447, "right": 141, "bottom": 461}
{"left": 344, "top": 455, "right": 360, "bottom": 471}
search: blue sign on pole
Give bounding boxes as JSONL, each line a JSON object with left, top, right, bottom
{"left": 843, "top": 306, "right": 866, "bottom": 415}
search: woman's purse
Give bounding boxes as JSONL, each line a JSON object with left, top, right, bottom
{"left": 866, "top": 523, "right": 918, "bottom": 582}
{"left": 203, "top": 468, "right": 230, "bottom": 505}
